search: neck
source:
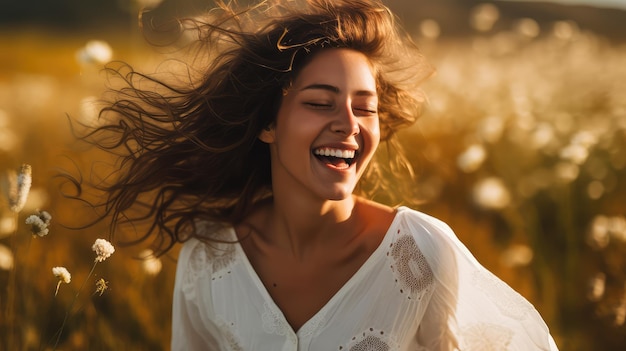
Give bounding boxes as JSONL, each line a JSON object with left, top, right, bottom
{"left": 263, "top": 190, "right": 358, "bottom": 259}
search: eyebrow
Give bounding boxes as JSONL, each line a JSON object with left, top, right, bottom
{"left": 299, "top": 83, "right": 377, "bottom": 97}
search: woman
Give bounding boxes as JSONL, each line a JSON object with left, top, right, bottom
{"left": 83, "top": 0, "right": 558, "bottom": 349}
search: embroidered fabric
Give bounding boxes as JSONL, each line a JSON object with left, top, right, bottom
{"left": 171, "top": 207, "right": 559, "bottom": 351}
{"left": 460, "top": 323, "right": 514, "bottom": 351}
{"left": 388, "top": 233, "right": 434, "bottom": 300}
{"left": 215, "top": 318, "right": 244, "bottom": 351}
{"left": 341, "top": 329, "right": 398, "bottom": 351}
{"left": 261, "top": 301, "right": 291, "bottom": 336}
{"left": 182, "top": 223, "right": 237, "bottom": 293}
{"left": 472, "top": 269, "right": 534, "bottom": 320}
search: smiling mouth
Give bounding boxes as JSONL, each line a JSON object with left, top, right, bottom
{"left": 313, "top": 147, "right": 357, "bottom": 169}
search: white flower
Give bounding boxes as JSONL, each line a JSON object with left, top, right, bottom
{"left": 92, "top": 238, "right": 115, "bottom": 262}
{"left": 501, "top": 244, "right": 534, "bottom": 267}
{"left": 477, "top": 116, "right": 505, "bottom": 144}
{"left": 572, "top": 131, "right": 597, "bottom": 148}
{"left": 587, "top": 215, "right": 610, "bottom": 249}
{"left": 7, "top": 164, "right": 32, "bottom": 213}
{"left": 53, "top": 266, "right": 71, "bottom": 296}
{"left": 560, "top": 143, "right": 589, "bottom": 165}
{"left": 514, "top": 18, "right": 540, "bottom": 38}
{"left": 140, "top": 249, "right": 162, "bottom": 276}
{"left": 553, "top": 20, "right": 579, "bottom": 40}
{"left": 472, "top": 177, "right": 511, "bottom": 210}
{"left": 457, "top": 144, "right": 487, "bottom": 173}
{"left": 25, "top": 210, "right": 51, "bottom": 237}
{"left": 470, "top": 3, "right": 500, "bottom": 32}
{"left": 76, "top": 40, "right": 113, "bottom": 65}
{"left": 587, "top": 272, "right": 605, "bottom": 302}
{"left": 52, "top": 266, "right": 71, "bottom": 284}
{"left": 608, "top": 216, "right": 626, "bottom": 242}
{"left": 530, "top": 122, "right": 555, "bottom": 150}
{"left": 419, "top": 19, "right": 440, "bottom": 40}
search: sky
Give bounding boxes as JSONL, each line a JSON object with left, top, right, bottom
{"left": 501, "top": 0, "right": 626, "bottom": 10}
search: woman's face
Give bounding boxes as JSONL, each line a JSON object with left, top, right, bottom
{"left": 260, "top": 49, "right": 380, "bottom": 202}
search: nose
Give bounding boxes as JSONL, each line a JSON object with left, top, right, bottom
{"left": 332, "top": 102, "right": 360, "bottom": 136}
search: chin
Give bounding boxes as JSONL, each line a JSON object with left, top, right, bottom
{"left": 323, "top": 186, "right": 356, "bottom": 202}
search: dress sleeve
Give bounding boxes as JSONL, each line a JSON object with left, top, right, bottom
{"left": 171, "top": 239, "right": 226, "bottom": 351}
{"left": 407, "top": 210, "right": 559, "bottom": 351}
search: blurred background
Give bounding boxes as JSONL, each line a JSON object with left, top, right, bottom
{"left": 1, "top": 0, "right": 625, "bottom": 350}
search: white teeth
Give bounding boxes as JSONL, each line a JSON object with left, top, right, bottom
{"left": 314, "top": 148, "right": 356, "bottom": 159}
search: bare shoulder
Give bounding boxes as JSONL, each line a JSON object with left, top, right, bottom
{"left": 353, "top": 196, "right": 396, "bottom": 235}
{"left": 354, "top": 196, "right": 395, "bottom": 216}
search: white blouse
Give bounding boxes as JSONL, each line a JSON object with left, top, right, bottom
{"left": 171, "top": 207, "right": 559, "bottom": 351}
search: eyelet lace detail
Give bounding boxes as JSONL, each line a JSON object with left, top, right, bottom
{"left": 261, "top": 301, "right": 291, "bottom": 336}
{"left": 472, "top": 270, "right": 534, "bottom": 320}
{"left": 388, "top": 233, "right": 434, "bottom": 300}
{"left": 216, "top": 318, "right": 243, "bottom": 351}
{"left": 340, "top": 328, "right": 398, "bottom": 351}
{"left": 299, "top": 312, "right": 326, "bottom": 338}
{"left": 460, "top": 322, "right": 513, "bottom": 351}
{"left": 182, "top": 222, "right": 237, "bottom": 293}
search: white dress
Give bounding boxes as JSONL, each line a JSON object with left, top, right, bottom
{"left": 171, "top": 206, "right": 559, "bottom": 351}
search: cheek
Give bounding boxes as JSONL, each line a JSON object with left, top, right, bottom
{"left": 365, "top": 118, "right": 381, "bottom": 145}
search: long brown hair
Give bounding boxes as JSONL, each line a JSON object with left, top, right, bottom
{"left": 70, "top": 0, "right": 433, "bottom": 254}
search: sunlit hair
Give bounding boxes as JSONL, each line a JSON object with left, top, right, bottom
{"left": 71, "top": 0, "right": 434, "bottom": 253}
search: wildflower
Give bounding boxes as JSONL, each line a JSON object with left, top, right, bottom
{"left": 92, "top": 238, "right": 115, "bottom": 262}
{"left": 95, "top": 278, "right": 109, "bottom": 296}
{"left": 530, "top": 123, "right": 555, "bottom": 150}
{"left": 76, "top": 40, "right": 113, "bottom": 65}
{"left": 140, "top": 249, "right": 163, "bottom": 276}
{"left": 25, "top": 210, "right": 52, "bottom": 237}
{"left": 587, "top": 272, "right": 606, "bottom": 302}
{"left": 457, "top": 144, "right": 487, "bottom": 173}
{"left": 472, "top": 177, "right": 511, "bottom": 210}
{"left": 477, "top": 116, "right": 504, "bottom": 144}
{"left": 560, "top": 144, "right": 589, "bottom": 165}
{"left": 470, "top": 3, "right": 500, "bottom": 32}
{"left": 7, "top": 164, "right": 32, "bottom": 213}
{"left": 608, "top": 216, "right": 626, "bottom": 242}
{"left": 587, "top": 181, "right": 605, "bottom": 200}
{"left": 587, "top": 215, "right": 611, "bottom": 249}
{"left": 501, "top": 244, "right": 533, "bottom": 267}
{"left": 52, "top": 266, "right": 71, "bottom": 296}
{"left": 514, "top": 18, "right": 540, "bottom": 38}
{"left": 419, "top": 19, "right": 440, "bottom": 40}
{"left": 572, "top": 131, "right": 597, "bottom": 149}
{"left": 0, "top": 244, "right": 14, "bottom": 270}
{"left": 553, "top": 20, "right": 579, "bottom": 40}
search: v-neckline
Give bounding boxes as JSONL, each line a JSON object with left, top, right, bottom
{"left": 230, "top": 207, "right": 404, "bottom": 335}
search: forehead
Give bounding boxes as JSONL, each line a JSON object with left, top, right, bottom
{"left": 291, "top": 49, "right": 377, "bottom": 91}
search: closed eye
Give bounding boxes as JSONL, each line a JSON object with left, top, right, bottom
{"left": 305, "top": 102, "right": 333, "bottom": 109}
{"left": 353, "top": 107, "right": 377, "bottom": 115}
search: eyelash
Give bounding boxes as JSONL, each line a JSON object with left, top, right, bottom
{"left": 304, "top": 103, "right": 377, "bottom": 115}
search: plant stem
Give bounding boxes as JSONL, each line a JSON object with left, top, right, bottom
{"left": 50, "top": 260, "right": 99, "bottom": 350}
{"left": 4, "top": 213, "right": 19, "bottom": 350}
